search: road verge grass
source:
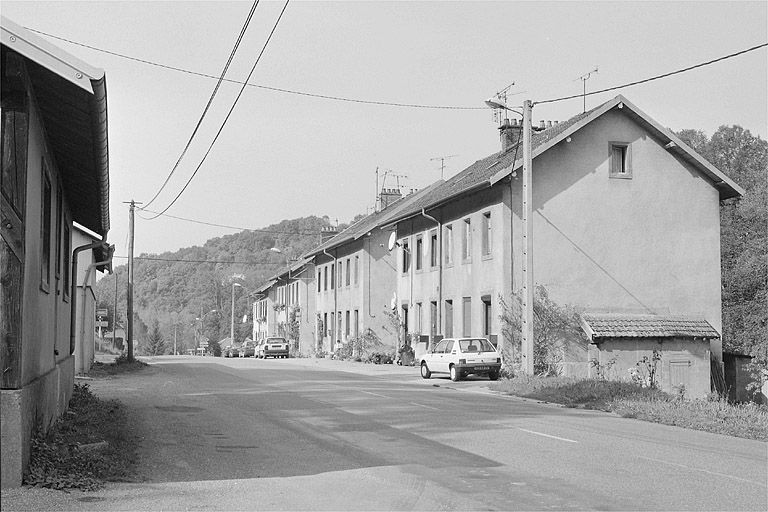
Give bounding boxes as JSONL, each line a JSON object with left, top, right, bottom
{"left": 490, "top": 376, "right": 768, "bottom": 441}
{"left": 24, "top": 382, "right": 140, "bottom": 491}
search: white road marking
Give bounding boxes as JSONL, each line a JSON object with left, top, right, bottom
{"left": 359, "top": 390, "right": 391, "bottom": 399}
{"left": 518, "top": 428, "right": 578, "bottom": 443}
{"left": 408, "top": 402, "right": 440, "bottom": 410}
{"left": 637, "top": 456, "right": 767, "bottom": 486}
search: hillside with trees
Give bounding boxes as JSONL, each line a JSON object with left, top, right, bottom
{"left": 677, "top": 125, "right": 767, "bottom": 379}
{"left": 94, "top": 216, "right": 338, "bottom": 355}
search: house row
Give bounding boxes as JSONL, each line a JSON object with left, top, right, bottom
{"left": 1, "top": 17, "right": 114, "bottom": 487}
{"left": 254, "top": 94, "right": 743, "bottom": 400}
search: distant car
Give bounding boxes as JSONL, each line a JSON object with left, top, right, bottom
{"left": 239, "top": 340, "right": 256, "bottom": 358}
{"left": 223, "top": 345, "right": 240, "bottom": 358}
{"left": 258, "top": 337, "right": 289, "bottom": 359}
{"left": 419, "top": 337, "right": 501, "bottom": 382}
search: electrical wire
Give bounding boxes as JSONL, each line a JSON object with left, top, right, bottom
{"left": 536, "top": 43, "right": 768, "bottom": 105}
{"left": 145, "top": 0, "right": 291, "bottom": 220}
{"left": 135, "top": 208, "right": 325, "bottom": 235}
{"left": 112, "top": 255, "right": 284, "bottom": 265}
{"left": 142, "top": 0, "right": 259, "bottom": 209}
{"left": 25, "top": 26, "right": 487, "bottom": 110}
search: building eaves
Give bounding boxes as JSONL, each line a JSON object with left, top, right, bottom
{"left": 489, "top": 95, "right": 744, "bottom": 200}
{"left": 1, "top": 16, "right": 110, "bottom": 236}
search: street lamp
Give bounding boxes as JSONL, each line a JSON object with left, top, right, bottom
{"left": 231, "top": 282, "right": 243, "bottom": 345}
{"left": 270, "top": 247, "right": 293, "bottom": 339}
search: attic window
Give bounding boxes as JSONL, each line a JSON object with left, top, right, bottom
{"left": 609, "top": 142, "right": 632, "bottom": 179}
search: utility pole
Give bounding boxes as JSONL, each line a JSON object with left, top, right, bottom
{"left": 113, "top": 270, "right": 117, "bottom": 349}
{"left": 521, "top": 100, "right": 534, "bottom": 375}
{"left": 124, "top": 199, "right": 141, "bottom": 362}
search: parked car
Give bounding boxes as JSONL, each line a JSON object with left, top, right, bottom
{"left": 239, "top": 340, "right": 256, "bottom": 358}
{"left": 258, "top": 337, "right": 289, "bottom": 358}
{"left": 419, "top": 337, "right": 501, "bottom": 381}
{"left": 224, "top": 345, "right": 240, "bottom": 358}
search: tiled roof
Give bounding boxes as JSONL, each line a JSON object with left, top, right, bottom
{"left": 303, "top": 180, "right": 445, "bottom": 257}
{"left": 581, "top": 314, "right": 720, "bottom": 340}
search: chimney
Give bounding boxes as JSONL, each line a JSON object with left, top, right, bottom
{"left": 539, "top": 120, "right": 546, "bottom": 129}
{"left": 320, "top": 226, "right": 338, "bottom": 243}
{"left": 380, "top": 188, "right": 403, "bottom": 209}
{"left": 499, "top": 118, "right": 523, "bottom": 152}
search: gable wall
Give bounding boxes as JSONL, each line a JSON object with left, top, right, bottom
{"left": 517, "top": 108, "right": 723, "bottom": 359}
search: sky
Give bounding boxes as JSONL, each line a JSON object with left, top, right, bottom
{"left": 3, "top": 1, "right": 767, "bottom": 262}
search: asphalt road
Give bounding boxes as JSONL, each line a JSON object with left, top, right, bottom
{"left": 3, "top": 356, "right": 766, "bottom": 511}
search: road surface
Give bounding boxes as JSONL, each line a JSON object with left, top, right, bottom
{"left": 3, "top": 356, "right": 766, "bottom": 510}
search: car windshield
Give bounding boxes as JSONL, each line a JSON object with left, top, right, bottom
{"left": 267, "top": 338, "right": 286, "bottom": 344}
{"left": 459, "top": 338, "right": 495, "bottom": 353}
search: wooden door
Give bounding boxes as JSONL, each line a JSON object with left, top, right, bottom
{"left": 1, "top": 50, "right": 28, "bottom": 389}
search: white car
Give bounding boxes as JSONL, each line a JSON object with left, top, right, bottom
{"left": 420, "top": 337, "right": 501, "bottom": 382}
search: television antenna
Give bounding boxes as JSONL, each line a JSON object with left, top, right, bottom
{"left": 488, "top": 81, "right": 516, "bottom": 125}
{"left": 576, "top": 66, "right": 598, "bottom": 113}
{"left": 430, "top": 155, "right": 458, "bottom": 179}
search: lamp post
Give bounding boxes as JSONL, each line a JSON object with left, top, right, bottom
{"left": 270, "top": 247, "right": 291, "bottom": 339}
{"left": 231, "top": 282, "right": 242, "bottom": 345}
{"left": 485, "top": 96, "right": 535, "bottom": 375}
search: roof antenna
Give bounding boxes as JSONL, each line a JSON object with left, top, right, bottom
{"left": 577, "top": 66, "right": 598, "bottom": 113}
{"left": 430, "top": 155, "right": 458, "bottom": 180}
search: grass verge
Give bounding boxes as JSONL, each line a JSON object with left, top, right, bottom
{"left": 23, "top": 383, "right": 139, "bottom": 491}
{"left": 89, "top": 353, "right": 148, "bottom": 378}
{"left": 490, "top": 376, "right": 768, "bottom": 441}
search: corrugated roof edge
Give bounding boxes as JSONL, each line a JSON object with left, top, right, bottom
{"left": 489, "top": 95, "right": 744, "bottom": 200}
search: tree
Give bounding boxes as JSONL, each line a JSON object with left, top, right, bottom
{"left": 678, "top": 126, "right": 767, "bottom": 393}
{"left": 143, "top": 319, "right": 166, "bottom": 356}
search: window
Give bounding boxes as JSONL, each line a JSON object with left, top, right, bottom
{"left": 55, "top": 186, "right": 62, "bottom": 279}
{"left": 324, "top": 312, "right": 329, "bottom": 337}
{"left": 331, "top": 263, "right": 335, "bottom": 289}
{"left": 345, "top": 258, "right": 351, "bottom": 286}
{"left": 430, "top": 230, "right": 438, "bottom": 267}
{"left": 337, "top": 261, "right": 342, "bottom": 288}
{"left": 62, "top": 222, "right": 70, "bottom": 299}
{"left": 462, "top": 297, "right": 471, "bottom": 337}
{"left": 415, "top": 236, "right": 423, "bottom": 270}
{"left": 482, "top": 296, "right": 492, "bottom": 336}
{"left": 444, "top": 224, "right": 453, "bottom": 265}
{"left": 337, "top": 311, "right": 342, "bottom": 340}
{"left": 324, "top": 266, "right": 328, "bottom": 291}
{"left": 402, "top": 238, "right": 410, "bottom": 273}
{"left": 402, "top": 304, "right": 409, "bottom": 337}
{"left": 434, "top": 339, "right": 448, "bottom": 353}
{"left": 317, "top": 270, "right": 322, "bottom": 292}
{"left": 354, "top": 309, "right": 359, "bottom": 337}
{"left": 345, "top": 310, "right": 350, "bottom": 337}
{"left": 462, "top": 218, "right": 471, "bottom": 261}
{"left": 354, "top": 256, "right": 359, "bottom": 284}
{"left": 40, "top": 164, "right": 51, "bottom": 292}
{"left": 430, "top": 301, "right": 437, "bottom": 338}
{"left": 610, "top": 142, "right": 632, "bottom": 178}
{"left": 415, "top": 302, "right": 422, "bottom": 334}
{"left": 482, "top": 212, "right": 492, "bottom": 256}
{"left": 329, "top": 312, "right": 334, "bottom": 337}
{"left": 444, "top": 300, "right": 453, "bottom": 338}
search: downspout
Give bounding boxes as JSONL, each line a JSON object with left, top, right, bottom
{"left": 323, "top": 248, "right": 338, "bottom": 349}
{"left": 70, "top": 241, "right": 110, "bottom": 356}
{"left": 80, "top": 251, "right": 114, "bottom": 374}
{"left": 420, "top": 208, "right": 441, "bottom": 352}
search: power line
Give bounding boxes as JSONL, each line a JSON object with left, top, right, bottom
{"left": 136, "top": 208, "right": 324, "bottom": 235}
{"left": 143, "top": 0, "right": 259, "bottom": 209}
{"left": 112, "top": 255, "right": 284, "bottom": 265}
{"left": 536, "top": 43, "right": 768, "bottom": 105}
{"left": 145, "top": 0, "right": 291, "bottom": 219}
{"left": 24, "top": 26, "right": 487, "bottom": 111}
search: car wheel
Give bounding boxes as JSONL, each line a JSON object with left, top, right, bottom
{"left": 488, "top": 370, "right": 500, "bottom": 381}
{"left": 450, "top": 365, "right": 461, "bottom": 382}
{"left": 420, "top": 362, "right": 431, "bottom": 379}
